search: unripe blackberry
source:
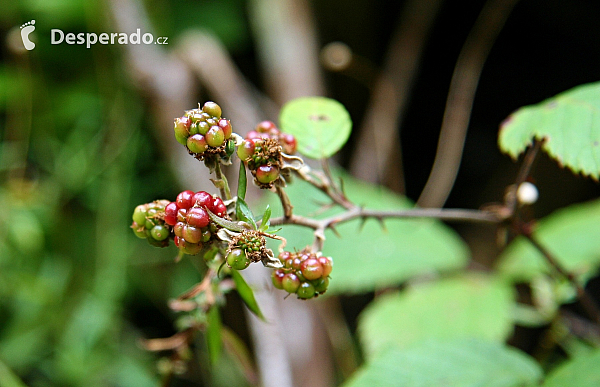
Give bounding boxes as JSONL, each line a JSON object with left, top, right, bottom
{"left": 237, "top": 140, "right": 255, "bottom": 161}
{"left": 297, "top": 282, "right": 316, "bottom": 299}
{"left": 202, "top": 101, "right": 222, "bottom": 118}
{"left": 187, "top": 134, "right": 208, "bottom": 154}
{"left": 282, "top": 273, "right": 301, "bottom": 293}
{"left": 256, "top": 165, "right": 280, "bottom": 184}
{"left": 206, "top": 126, "right": 225, "bottom": 147}
{"left": 218, "top": 118, "right": 232, "bottom": 139}
{"left": 176, "top": 190, "right": 195, "bottom": 209}
{"left": 226, "top": 248, "right": 250, "bottom": 270}
{"left": 272, "top": 269, "right": 285, "bottom": 289}
{"left": 311, "top": 277, "right": 329, "bottom": 293}
{"left": 174, "top": 116, "right": 191, "bottom": 145}
{"left": 164, "top": 202, "right": 179, "bottom": 226}
{"left": 300, "top": 257, "right": 323, "bottom": 281}
{"left": 319, "top": 256, "right": 333, "bottom": 277}
{"left": 150, "top": 225, "right": 169, "bottom": 241}
{"left": 186, "top": 207, "right": 210, "bottom": 228}
{"left": 131, "top": 200, "right": 173, "bottom": 247}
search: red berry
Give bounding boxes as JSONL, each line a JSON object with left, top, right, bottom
{"left": 212, "top": 197, "right": 227, "bottom": 217}
{"left": 187, "top": 207, "right": 210, "bottom": 228}
{"left": 176, "top": 190, "right": 195, "bottom": 209}
{"left": 164, "top": 202, "right": 179, "bottom": 226}
{"left": 279, "top": 251, "right": 292, "bottom": 263}
{"left": 319, "top": 256, "right": 333, "bottom": 277}
{"left": 175, "top": 236, "right": 202, "bottom": 255}
{"left": 187, "top": 134, "right": 208, "bottom": 154}
{"left": 281, "top": 133, "right": 297, "bottom": 154}
{"left": 218, "top": 119, "right": 232, "bottom": 139}
{"left": 256, "top": 165, "right": 280, "bottom": 184}
{"left": 300, "top": 258, "right": 323, "bottom": 280}
{"left": 282, "top": 273, "right": 300, "bottom": 293}
{"left": 193, "top": 191, "right": 213, "bottom": 209}
{"left": 256, "top": 121, "right": 277, "bottom": 134}
{"left": 206, "top": 126, "right": 225, "bottom": 147}
{"left": 272, "top": 269, "right": 285, "bottom": 289}
{"left": 237, "top": 140, "right": 255, "bottom": 161}
{"left": 291, "top": 257, "right": 302, "bottom": 271}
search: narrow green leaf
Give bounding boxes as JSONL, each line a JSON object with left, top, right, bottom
{"left": 343, "top": 339, "right": 542, "bottom": 387}
{"left": 230, "top": 270, "right": 265, "bottom": 320}
{"left": 207, "top": 209, "right": 245, "bottom": 232}
{"left": 206, "top": 307, "right": 222, "bottom": 365}
{"left": 496, "top": 198, "right": 600, "bottom": 285}
{"left": 259, "top": 205, "right": 271, "bottom": 232}
{"left": 499, "top": 81, "right": 600, "bottom": 179}
{"left": 542, "top": 348, "right": 600, "bottom": 387}
{"left": 358, "top": 274, "right": 515, "bottom": 359}
{"left": 279, "top": 97, "right": 352, "bottom": 158}
{"left": 236, "top": 197, "right": 257, "bottom": 230}
{"left": 237, "top": 162, "right": 247, "bottom": 201}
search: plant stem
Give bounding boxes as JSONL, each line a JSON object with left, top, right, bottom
{"left": 275, "top": 185, "right": 294, "bottom": 219}
{"left": 214, "top": 162, "right": 232, "bottom": 200}
{"left": 521, "top": 229, "right": 600, "bottom": 326}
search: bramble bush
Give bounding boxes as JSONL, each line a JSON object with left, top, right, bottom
{"left": 132, "top": 85, "right": 600, "bottom": 386}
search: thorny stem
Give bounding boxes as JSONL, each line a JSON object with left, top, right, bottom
{"left": 521, "top": 229, "right": 600, "bottom": 326}
{"left": 275, "top": 185, "right": 294, "bottom": 219}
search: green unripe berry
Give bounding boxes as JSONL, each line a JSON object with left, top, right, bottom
{"left": 183, "top": 225, "right": 203, "bottom": 244}
{"left": 174, "top": 117, "right": 191, "bottom": 145}
{"left": 189, "top": 122, "right": 200, "bottom": 135}
{"left": 297, "top": 282, "right": 316, "bottom": 299}
{"left": 198, "top": 121, "right": 210, "bottom": 135}
{"left": 227, "top": 248, "right": 250, "bottom": 270}
{"left": 237, "top": 140, "right": 255, "bottom": 161}
{"left": 132, "top": 205, "right": 147, "bottom": 225}
{"left": 150, "top": 225, "right": 169, "bottom": 241}
{"left": 311, "top": 277, "right": 329, "bottom": 293}
{"left": 187, "top": 134, "right": 208, "bottom": 154}
{"left": 132, "top": 222, "right": 147, "bottom": 238}
{"left": 202, "top": 101, "right": 222, "bottom": 118}
{"left": 206, "top": 126, "right": 225, "bottom": 147}
{"left": 144, "top": 218, "right": 156, "bottom": 230}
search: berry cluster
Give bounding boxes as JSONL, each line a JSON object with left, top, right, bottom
{"left": 271, "top": 250, "right": 333, "bottom": 299}
{"left": 237, "top": 121, "right": 297, "bottom": 188}
{"left": 131, "top": 200, "right": 172, "bottom": 247}
{"left": 225, "top": 230, "right": 268, "bottom": 270}
{"left": 163, "top": 190, "right": 228, "bottom": 255}
{"left": 174, "top": 101, "right": 234, "bottom": 160}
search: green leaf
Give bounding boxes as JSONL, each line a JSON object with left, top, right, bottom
{"left": 263, "top": 169, "right": 470, "bottom": 294}
{"left": 230, "top": 270, "right": 265, "bottom": 320}
{"left": 0, "top": 358, "right": 29, "bottom": 387}
{"left": 237, "top": 162, "right": 247, "bottom": 201}
{"left": 279, "top": 97, "right": 352, "bottom": 159}
{"left": 358, "top": 274, "right": 515, "bottom": 359}
{"left": 207, "top": 209, "right": 245, "bottom": 232}
{"left": 259, "top": 205, "right": 271, "bottom": 232}
{"left": 499, "top": 81, "right": 600, "bottom": 179}
{"left": 496, "top": 198, "right": 600, "bottom": 284}
{"left": 206, "top": 307, "right": 222, "bottom": 365}
{"left": 235, "top": 197, "right": 257, "bottom": 230}
{"left": 542, "top": 348, "right": 600, "bottom": 387}
{"left": 342, "top": 339, "right": 542, "bottom": 387}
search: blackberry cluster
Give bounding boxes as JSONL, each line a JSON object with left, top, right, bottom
{"left": 237, "top": 121, "right": 297, "bottom": 188}
{"left": 131, "top": 200, "right": 172, "bottom": 247}
{"left": 163, "top": 190, "right": 228, "bottom": 255}
{"left": 174, "top": 101, "right": 234, "bottom": 160}
{"left": 271, "top": 250, "right": 333, "bottom": 299}
{"left": 225, "top": 230, "right": 269, "bottom": 270}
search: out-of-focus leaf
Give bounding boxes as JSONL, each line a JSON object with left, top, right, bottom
{"left": 342, "top": 339, "right": 542, "bottom": 387}
{"left": 358, "top": 274, "right": 515, "bottom": 358}
{"left": 497, "top": 198, "right": 600, "bottom": 284}
{"left": 542, "top": 348, "right": 600, "bottom": 387}
{"left": 230, "top": 270, "right": 265, "bottom": 321}
{"left": 262, "top": 169, "right": 470, "bottom": 294}
{"left": 207, "top": 307, "right": 222, "bottom": 366}
{"left": 0, "top": 358, "right": 28, "bottom": 387}
{"left": 499, "top": 81, "right": 600, "bottom": 179}
{"left": 279, "top": 97, "right": 352, "bottom": 159}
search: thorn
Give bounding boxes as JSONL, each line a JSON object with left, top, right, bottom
{"left": 330, "top": 225, "right": 341, "bottom": 238}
